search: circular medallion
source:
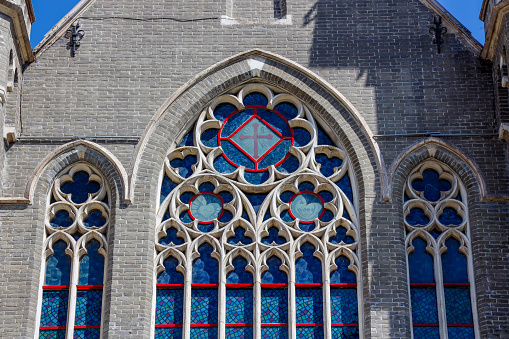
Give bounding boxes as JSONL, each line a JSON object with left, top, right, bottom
{"left": 289, "top": 192, "right": 324, "bottom": 222}
{"left": 219, "top": 106, "right": 294, "bottom": 171}
{"left": 189, "top": 192, "right": 224, "bottom": 223}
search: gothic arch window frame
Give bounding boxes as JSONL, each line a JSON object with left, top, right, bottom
{"left": 153, "top": 82, "right": 363, "bottom": 339}
{"left": 35, "top": 162, "right": 111, "bottom": 339}
{"left": 403, "top": 160, "right": 480, "bottom": 339}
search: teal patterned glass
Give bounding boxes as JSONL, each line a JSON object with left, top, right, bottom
{"left": 411, "top": 288, "right": 438, "bottom": 324}
{"left": 225, "top": 289, "right": 253, "bottom": 324}
{"left": 154, "top": 328, "right": 183, "bottom": 339}
{"left": 191, "top": 289, "right": 218, "bottom": 325}
{"left": 39, "top": 330, "right": 66, "bottom": 339}
{"left": 444, "top": 288, "right": 473, "bottom": 324}
{"left": 40, "top": 290, "right": 68, "bottom": 327}
{"left": 330, "top": 288, "right": 358, "bottom": 324}
{"left": 330, "top": 326, "right": 360, "bottom": 338}
{"left": 74, "top": 289, "right": 102, "bottom": 326}
{"left": 225, "top": 327, "right": 253, "bottom": 339}
{"left": 190, "top": 327, "right": 217, "bottom": 339}
{"left": 261, "top": 327, "right": 288, "bottom": 339}
{"left": 156, "top": 289, "right": 184, "bottom": 325}
{"left": 413, "top": 327, "right": 440, "bottom": 339}
{"left": 295, "top": 288, "right": 323, "bottom": 323}
{"left": 296, "top": 326, "right": 324, "bottom": 338}
{"left": 73, "top": 328, "right": 100, "bottom": 339}
{"left": 447, "top": 326, "right": 474, "bottom": 339}
{"left": 261, "top": 289, "right": 288, "bottom": 323}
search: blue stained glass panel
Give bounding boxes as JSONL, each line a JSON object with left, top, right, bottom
{"left": 201, "top": 129, "right": 219, "bottom": 148}
{"left": 227, "top": 228, "right": 253, "bottom": 245}
{"left": 330, "top": 256, "right": 356, "bottom": 284}
{"left": 298, "top": 181, "right": 315, "bottom": 192}
{"left": 447, "top": 327, "right": 475, "bottom": 339}
{"left": 274, "top": 102, "right": 298, "bottom": 120}
{"left": 281, "top": 210, "right": 292, "bottom": 222}
{"left": 276, "top": 155, "right": 299, "bottom": 174}
{"left": 261, "top": 289, "right": 288, "bottom": 323}
{"left": 61, "top": 171, "right": 100, "bottom": 204}
{"left": 177, "top": 128, "right": 194, "bottom": 147}
{"left": 261, "top": 227, "right": 287, "bottom": 246}
{"left": 154, "top": 327, "right": 183, "bottom": 339}
{"left": 190, "top": 194, "right": 223, "bottom": 222}
{"left": 261, "top": 327, "right": 289, "bottom": 339}
{"left": 293, "top": 127, "right": 311, "bottom": 147}
{"left": 257, "top": 109, "right": 291, "bottom": 136}
{"left": 74, "top": 289, "right": 102, "bottom": 326}
{"left": 280, "top": 191, "right": 293, "bottom": 203}
{"left": 45, "top": 241, "right": 71, "bottom": 286}
{"left": 444, "top": 288, "right": 473, "bottom": 325}
{"left": 226, "top": 257, "right": 253, "bottom": 284}
{"left": 261, "top": 256, "right": 288, "bottom": 284}
{"left": 329, "top": 227, "right": 355, "bottom": 245}
{"left": 190, "top": 327, "right": 218, "bottom": 339}
{"left": 295, "top": 288, "right": 323, "bottom": 323}
{"left": 245, "top": 193, "right": 267, "bottom": 214}
{"left": 192, "top": 244, "right": 219, "bottom": 284}
{"left": 221, "top": 110, "right": 254, "bottom": 136}
{"left": 40, "top": 290, "right": 68, "bottom": 326}
{"left": 295, "top": 243, "right": 322, "bottom": 283}
{"left": 222, "top": 138, "right": 255, "bottom": 168}
{"left": 180, "top": 192, "right": 194, "bottom": 204}
{"left": 317, "top": 125, "right": 334, "bottom": 146}
{"left": 219, "top": 210, "right": 233, "bottom": 223}
{"left": 320, "top": 210, "right": 334, "bottom": 223}
{"left": 226, "top": 327, "right": 253, "bottom": 339}
{"left": 73, "top": 329, "right": 100, "bottom": 339}
{"left": 330, "top": 288, "right": 358, "bottom": 323}
{"left": 315, "top": 153, "right": 342, "bottom": 177}
{"left": 83, "top": 210, "right": 106, "bottom": 228}
{"left": 214, "top": 155, "right": 236, "bottom": 174}
{"left": 50, "top": 210, "right": 73, "bottom": 228}
{"left": 410, "top": 288, "right": 438, "bottom": 324}
{"left": 191, "top": 289, "right": 218, "bottom": 324}
{"left": 39, "top": 330, "right": 66, "bottom": 339}
{"left": 296, "top": 326, "right": 324, "bottom": 338}
{"left": 439, "top": 207, "right": 463, "bottom": 225}
{"left": 198, "top": 182, "right": 214, "bottom": 192}
{"left": 411, "top": 169, "right": 451, "bottom": 202}
{"left": 408, "top": 238, "right": 435, "bottom": 283}
{"left": 244, "top": 171, "right": 270, "bottom": 185}
{"left": 179, "top": 211, "right": 193, "bottom": 224}
{"left": 155, "top": 289, "right": 184, "bottom": 324}
{"left": 331, "top": 327, "right": 360, "bottom": 338}
{"left": 291, "top": 193, "right": 323, "bottom": 222}
{"left": 318, "top": 191, "right": 333, "bottom": 203}
{"left": 159, "top": 228, "right": 185, "bottom": 246}
{"left": 157, "top": 257, "right": 184, "bottom": 284}
{"left": 256, "top": 140, "right": 293, "bottom": 170}
{"left": 442, "top": 238, "right": 468, "bottom": 283}
{"left": 170, "top": 155, "right": 197, "bottom": 178}
{"left": 406, "top": 208, "right": 430, "bottom": 226}
{"left": 226, "top": 289, "right": 253, "bottom": 324}
{"left": 78, "top": 240, "right": 104, "bottom": 285}
{"left": 244, "top": 92, "right": 268, "bottom": 106}
{"left": 219, "top": 191, "right": 233, "bottom": 203}
{"left": 413, "top": 327, "right": 440, "bottom": 339}
{"left": 337, "top": 175, "right": 354, "bottom": 204}
{"left": 214, "top": 103, "right": 237, "bottom": 122}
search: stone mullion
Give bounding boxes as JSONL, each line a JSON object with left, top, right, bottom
{"left": 288, "top": 250, "right": 296, "bottom": 339}
{"left": 218, "top": 253, "right": 226, "bottom": 339}
{"left": 183, "top": 252, "right": 192, "bottom": 339}
{"left": 253, "top": 244, "right": 261, "bottom": 339}
{"left": 323, "top": 251, "right": 332, "bottom": 339}
{"left": 65, "top": 248, "right": 80, "bottom": 339}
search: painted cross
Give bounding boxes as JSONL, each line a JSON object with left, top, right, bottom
{"left": 231, "top": 117, "right": 280, "bottom": 161}
{"left": 238, "top": 122, "right": 273, "bottom": 159}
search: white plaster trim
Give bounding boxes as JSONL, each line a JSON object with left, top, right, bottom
{"left": 129, "top": 49, "right": 384, "bottom": 204}
{"left": 220, "top": 15, "right": 292, "bottom": 26}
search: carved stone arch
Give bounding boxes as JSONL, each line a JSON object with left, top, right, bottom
{"left": 154, "top": 248, "right": 187, "bottom": 279}
{"left": 437, "top": 229, "right": 471, "bottom": 257}
{"left": 189, "top": 235, "right": 223, "bottom": 263}
{"left": 291, "top": 233, "right": 326, "bottom": 262}
{"left": 43, "top": 232, "right": 76, "bottom": 259}
{"left": 405, "top": 229, "right": 438, "bottom": 256}
{"left": 224, "top": 248, "right": 257, "bottom": 278}
{"left": 258, "top": 247, "right": 291, "bottom": 278}
{"left": 75, "top": 231, "right": 108, "bottom": 260}
{"left": 131, "top": 49, "right": 379, "bottom": 209}
{"left": 327, "top": 247, "right": 360, "bottom": 278}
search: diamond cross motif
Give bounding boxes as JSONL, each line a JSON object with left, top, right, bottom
{"left": 231, "top": 117, "right": 280, "bottom": 160}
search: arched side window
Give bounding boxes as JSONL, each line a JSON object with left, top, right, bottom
{"left": 404, "top": 162, "right": 478, "bottom": 339}
{"left": 154, "top": 84, "right": 362, "bottom": 339}
{"left": 38, "top": 163, "right": 110, "bottom": 339}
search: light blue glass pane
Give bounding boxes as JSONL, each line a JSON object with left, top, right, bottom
{"left": 154, "top": 327, "right": 183, "bottom": 339}
{"left": 295, "top": 243, "right": 322, "bottom": 283}
{"left": 257, "top": 140, "right": 292, "bottom": 170}
{"left": 261, "top": 256, "right": 288, "bottom": 284}
{"left": 39, "top": 330, "right": 66, "bottom": 339}
{"left": 244, "top": 92, "right": 268, "bottom": 106}
{"left": 274, "top": 102, "right": 298, "bottom": 120}
{"left": 290, "top": 193, "right": 323, "bottom": 222}
{"left": 261, "top": 228, "right": 287, "bottom": 246}
{"left": 159, "top": 228, "right": 185, "bottom": 246}
{"left": 261, "top": 327, "right": 288, "bottom": 339}
{"left": 411, "top": 169, "right": 451, "bottom": 202}
{"left": 45, "top": 241, "right": 71, "bottom": 286}
{"left": 413, "top": 327, "right": 440, "bottom": 339}
{"left": 222, "top": 140, "right": 254, "bottom": 169}
{"left": 261, "top": 289, "right": 288, "bottom": 323}
{"left": 201, "top": 129, "right": 219, "bottom": 148}
{"left": 190, "top": 194, "right": 223, "bottom": 222}
{"left": 155, "top": 289, "right": 184, "bottom": 324}
{"left": 170, "top": 155, "right": 197, "bottom": 179}
{"left": 230, "top": 117, "right": 280, "bottom": 160}
{"left": 442, "top": 238, "right": 469, "bottom": 283}
{"left": 190, "top": 327, "right": 217, "bottom": 339}
{"left": 60, "top": 171, "right": 100, "bottom": 204}
{"left": 296, "top": 326, "right": 324, "bottom": 339}
{"left": 213, "top": 103, "right": 237, "bottom": 122}
{"left": 227, "top": 228, "right": 253, "bottom": 245}
{"left": 50, "top": 210, "right": 73, "bottom": 228}
{"left": 157, "top": 257, "right": 184, "bottom": 284}
{"left": 191, "top": 289, "right": 218, "bottom": 324}
{"left": 295, "top": 289, "right": 323, "bottom": 323}
{"left": 192, "top": 244, "right": 218, "bottom": 284}
{"left": 409, "top": 238, "right": 435, "bottom": 283}
{"left": 331, "top": 327, "right": 360, "bottom": 338}
{"left": 331, "top": 288, "right": 358, "bottom": 323}
{"left": 226, "top": 257, "right": 253, "bottom": 284}
{"left": 40, "top": 290, "right": 68, "bottom": 327}
{"left": 445, "top": 288, "right": 473, "bottom": 325}
{"left": 330, "top": 256, "right": 356, "bottom": 284}
{"left": 75, "top": 289, "right": 102, "bottom": 326}
{"left": 78, "top": 240, "right": 104, "bottom": 285}
{"left": 406, "top": 208, "right": 430, "bottom": 226}
{"left": 226, "top": 289, "right": 253, "bottom": 324}
{"left": 411, "top": 288, "right": 438, "bottom": 324}
{"left": 225, "top": 327, "right": 253, "bottom": 339}
{"left": 439, "top": 208, "right": 463, "bottom": 225}
{"left": 447, "top": 327, "right": 475, "bottom": 339}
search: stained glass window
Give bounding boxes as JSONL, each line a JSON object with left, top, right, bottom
{"left": 155, "top": 84, "right": 361, "bottom": 338}
{"left": 405, "top": 163, "right": 476, "bottom": 338}
{"left": 39, "top": 164, "right": 109, "bottom": 338}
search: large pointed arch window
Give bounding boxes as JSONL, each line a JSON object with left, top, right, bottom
{"left": 38, "top": 163, "right": 110, "bottom": 339}
{"left": 404, "top": 162, "right": 478, "bottom": 338}
{"left": 154, "top": 83, "right": 362, "bottom": 338}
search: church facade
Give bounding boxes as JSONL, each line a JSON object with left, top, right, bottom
{"left": 0, "top": 0, "right": 508, "bottom": 338}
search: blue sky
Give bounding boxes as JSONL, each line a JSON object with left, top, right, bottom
{"left": 30, "top": 0, "right": 485, "bottom": 48}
